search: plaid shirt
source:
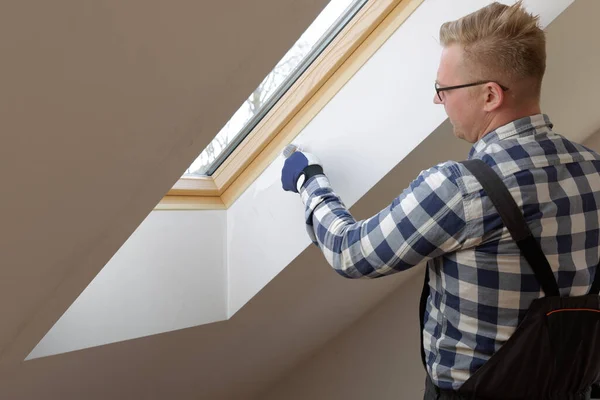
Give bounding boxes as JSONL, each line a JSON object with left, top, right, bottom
{"left": 300, "top": 114, "right": 600, "bottom": 390}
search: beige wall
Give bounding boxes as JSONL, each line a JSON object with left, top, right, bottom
{"left": 259, "top": 270, "right": 427, "bottom": 400}
{"left": 584, "top": 130, "right": 600, "bottom": 153}
{"left": 541, "top": 0, "right": 600, "bottom": 143}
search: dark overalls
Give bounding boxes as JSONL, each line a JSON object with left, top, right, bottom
{"left": 420, "top": 160, "right": 600, "bottom": 400}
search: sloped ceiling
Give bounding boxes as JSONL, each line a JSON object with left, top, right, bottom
{"left": 0, "top": 0, "right": 328, "bottom": 371}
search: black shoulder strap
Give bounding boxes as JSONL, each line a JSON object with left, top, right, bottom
{"left": 420, "top": 159, "right": 600, "bottom": 370}
{"left": 461, "top": 159, "right": 560, "bottom": 296}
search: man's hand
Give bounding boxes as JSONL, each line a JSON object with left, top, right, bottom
{"left": 281, "top": 151, "right": 324, "bottom": 193}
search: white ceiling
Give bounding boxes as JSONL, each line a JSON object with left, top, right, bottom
{"left": 1, "top": 0, "right": 599, "bottom": 399}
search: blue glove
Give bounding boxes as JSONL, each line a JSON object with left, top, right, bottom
{"left": 281, "top": 151, "right": 324, "bottom": 193}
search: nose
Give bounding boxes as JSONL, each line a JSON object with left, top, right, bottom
{"left": 433, "top": 93, "right": 442, "bottom": 104}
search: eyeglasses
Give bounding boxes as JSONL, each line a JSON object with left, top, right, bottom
{"left": 435, "top": 81, "right": 509, "bottom": 102}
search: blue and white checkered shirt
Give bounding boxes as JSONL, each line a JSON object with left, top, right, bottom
{"left": 300, "top": 114, "right": 600, "bottom": 390}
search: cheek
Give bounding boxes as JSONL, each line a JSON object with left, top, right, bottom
{"left": 444, "top": 100, "right": 460, "bottom": 124}
{"left": 446, "top": 98, "right": 471, "bottom": 124}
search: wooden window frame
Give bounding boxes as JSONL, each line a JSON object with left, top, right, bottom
{"left": 156, "top": 0, "right": 423, "bottom": 211}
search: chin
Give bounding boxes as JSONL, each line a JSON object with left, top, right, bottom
{"left": 453, "top": 127, "right": 476, "bottom": 143}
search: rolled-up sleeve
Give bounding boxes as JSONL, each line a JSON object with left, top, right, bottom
{"left": 299, "top": 163, "right": 470, "bottom": 278}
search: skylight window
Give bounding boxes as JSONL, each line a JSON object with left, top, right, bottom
{"left": 184, "top": 0, "right": 367, "bottom": 176}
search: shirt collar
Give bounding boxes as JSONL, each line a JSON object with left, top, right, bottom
{"left": 468, "top": 114, "right": 553, "bottom": 159}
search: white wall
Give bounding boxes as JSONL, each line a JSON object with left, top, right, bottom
{"left": 226, "top": 0, "right": 573, "bottom": 317}
{"left": 27, "top": 210, "right": 227, "bottom": 359}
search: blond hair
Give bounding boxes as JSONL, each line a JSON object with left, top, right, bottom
{"left": 440, "top": 1, "right": 546, "bottom": 97}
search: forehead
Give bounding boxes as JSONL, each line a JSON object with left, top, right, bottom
{"left": 437, "top": 44, "right": 465, "bottom": 82}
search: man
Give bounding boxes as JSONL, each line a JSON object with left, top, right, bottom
{"left": 281, "top": 2, "right": 600, "bottom": 399}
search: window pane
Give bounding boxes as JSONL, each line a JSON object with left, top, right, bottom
{"left": 184, "top": 0, "right": 366, "bottom": 177}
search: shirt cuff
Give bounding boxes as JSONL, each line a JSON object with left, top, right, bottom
{"left": 300, "top": 174, "right": 331, "bottom": 204}
{"left": 299, "top": 175, "right": 329, "bottom": 245}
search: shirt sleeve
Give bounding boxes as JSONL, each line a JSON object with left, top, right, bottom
{"left": 299, "top": 163, "right": 470, "bottom": 278}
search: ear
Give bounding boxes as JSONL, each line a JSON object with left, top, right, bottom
{"left": 483, "top": 82, "right": 504, "bottom": 112}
